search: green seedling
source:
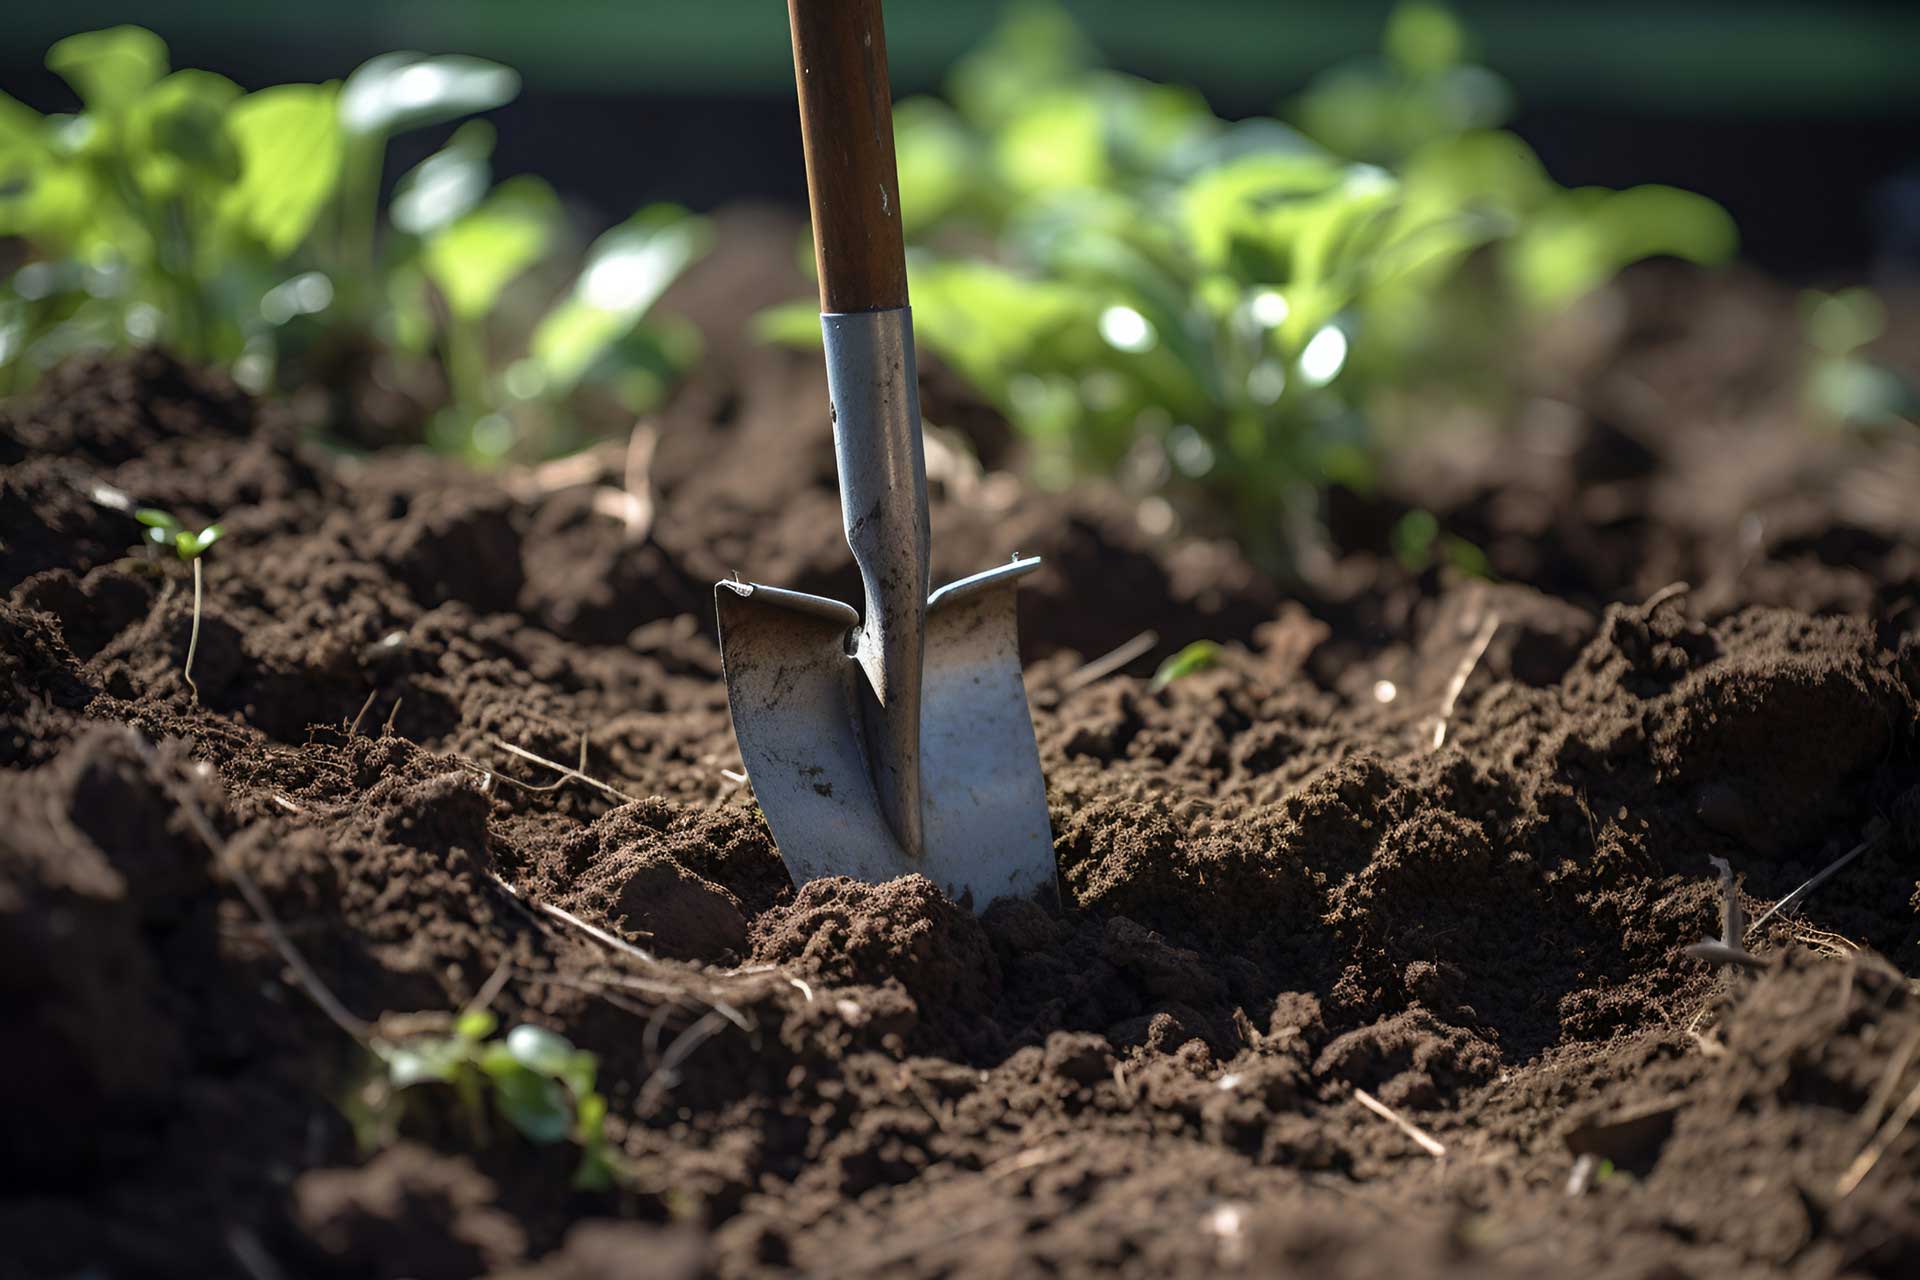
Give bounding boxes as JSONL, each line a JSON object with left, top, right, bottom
{"left": 1150, "top": 639, "right": 1222, "bottom": 692}
{"left": 763, "top": 1, "right": 1736, "bottom": 567}
{"left": 363, "top": 1011, "right": 618, "bottom": 1191}
{"left": 1800, "top": 287, "right": 1918, "bottom": 431}
{"left": 1, "top": 27, "right": 709, "bottom": 459}
{"left": 1391, "top": 508, "right": 1491, "bottom": 578}
{"left": 135, "top": 507, "right": 223, "bottom": 703}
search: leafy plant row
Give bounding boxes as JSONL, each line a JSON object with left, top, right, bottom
{"left": 770, "top": 1, "right": 1740, "bottom": 562}
{"left": 0, "top": 26, "right": 709, "bottom": 460}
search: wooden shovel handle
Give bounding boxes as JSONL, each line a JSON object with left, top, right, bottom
{"left": 787, "top": 0, "right": 909, "bottom": 313}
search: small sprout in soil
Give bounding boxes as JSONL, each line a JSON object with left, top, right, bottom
{"left": 1150, "top": 639, "right": 1222, "bottom": 692}
{"left": 1684, "top": 855, "right": 1769, "bottom": 972}
{"left": 364, "top": 1011, "right": 619, "bottom": 1192}
{"left": 135, "top": 507, "right": 225, "bottom": 704}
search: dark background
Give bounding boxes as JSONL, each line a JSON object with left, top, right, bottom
{"left": 6, "top": 0, "right": 1918, "bottom": 278}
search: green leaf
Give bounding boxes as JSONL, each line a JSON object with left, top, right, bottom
{"left": 1802, "top": 287, "right": 1885, "bottom": 356}
{"left": 994, "top": 91, "right": 1107, "bottom": 197}
{"left": 135, "top": 507, "right": 181, "bottom": 531}
{"left": 129, "top": 71, "right": 244, "bottom": 199}
{"left": 0, "top": 91, "right": 44, "bottom": 152}
{"left": 455, "top": 1008, "right": 498, "bottom": 1041}
{"left": 1509, "top": 184, "right": 1735, "bottom": 311}
{"left": 1150, "top": 640, "right": 1222, "bottom": 692}
{"left": 422, "top": 176, "right": 557, "bottom": 320}
{"left": 482, "top": 1055, "right": 573, "bottom": 1144}
{"left": 339, "top": 52, "right": 519, "bottom": 139}
{"left": 391, "top": 120, "right": 493, "bottom": 236}
{"left": 1392, "top": 508, "right": 1439, "bottom": 570}
{"left": 504, "top": 1024, "right": 577, "bottom": 1077}
{"left": 751, "top": 299, "right": 825, "bottom": 349}
{"left": 190, "top": 524, "right": 223, "bottom": 555}
{"left": 380, "top": 1036, "right": 468, "bottom": 1088}
{"left": 529, "top": 204, "right": 710, "bottom": 391}
{"left": 223, "top": 84, "right": 343, "bottom": 255}
{"left": 893, "top": 96, "right": 980, "bottom": 235}
{"left": 47, "top": 27, "right": 168, "bottom": 115}
{"left": 1385, "top": 2, "right": 1466, "bottom": 76}
{"left": 948, "top": 1, "right": 1092, "bottom": 130}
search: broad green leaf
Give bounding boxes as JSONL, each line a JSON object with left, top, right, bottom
{"left": 391, "top": 120, "right": 493, "bottom": 236}
{"left": 0, "top": 92, "right": 43, "bottom": 150}
{"left": 189, "top": 524, "right": 223, "bottom": 556}
{"left": 1803, "top": 287, "right": 1885, "bottom": 356}
{"left": 948, "top": 1, "right": 1092, "bottom": 130}
{"left": 893, "top": 97, "right": 978, "bottom": 235}
{"left": 529, "top": 205, "right": 710, "bottom": 390}
{"left": 129, "top": 71, "right": 243, "bottom": 198}
{"left": 995, "top": 92, "right": 1107, "bottom": 197}
{"left": 339, "top": 52, "right": 519, "bottom": 138}
{"left": 223, "top": 84, "right": 343, "bottom": 255}
{"left": 1509, "top": 184, "right": 1735, "bottom": 311}
{"left": 1150, "top": 640, "right": 1222, "bottom": 692}
{"left": 48, "top": 27, "right": 168, "bottom": 114}
{"left": 1179, "top": 152, "right": 1347, "bottom": 272}
{"left": 422, "top": 176, "right": 557, "bottom": 320}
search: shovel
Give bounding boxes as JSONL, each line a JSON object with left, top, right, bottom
{"left": 714, "top": 0, "right": 1055, "bottom": 911}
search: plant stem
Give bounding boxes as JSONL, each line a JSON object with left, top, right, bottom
{"left": 185, "top": 556, "right": 204, "bottom": 704}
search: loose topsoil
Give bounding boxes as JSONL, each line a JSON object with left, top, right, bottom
{"left": 5, "top": 219, "right": 1920, "bottom": 1279}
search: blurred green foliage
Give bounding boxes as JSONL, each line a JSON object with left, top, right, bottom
{"left": 1799, "top": 286, "right": 1918, "bottom": 431}
{"left": 360, "top": 1011, "right": 619, "bottom": 1192}
{"left": 0, "top": 26, "right": 710, "bottom": 461}
{"left": 795, "top": 1, "right": 1738, "bottom": 562}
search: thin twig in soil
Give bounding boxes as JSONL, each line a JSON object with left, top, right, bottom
{"left": 1837, "top": 1073, "right": 1920, "bottom": 1197}
{"left": 461, "top": 731, "right": 590, "bottom": 797}
{"left": 509, "top": 969, "right": 659, "bottom": 1023}
{"left": 346, "top": 690, "right": 378, "bottom": 740}
{"left": 585, "top": 968, "right": 753, "bottom": 1033}
{"left": 637, "top": 1009, "right": 733, "bottom": 1113}
{"left": 1062, "top": 629, "right": 1159, "bottom": 693}
{"left": 270, "top": 794, "right": 302, "bottom": 814}
{"left": 224, "top": 1223, "right": 290, "bottom": 1280}
{"left": 1855, "top": 1026, "right": 1920, "bottom": 1140}
{"left": 1746, "top": 819, "right": 1892, "bottom": 939}
{"left": 184, "top": 557, "right": 205, "bottom": 704}
{"left": 487, "top": 870, "right": 659, "bottom": 964}
{"left": 621, "top": 421, "right": 659, "bottom": 544}
{"left": 462, "top": 955, "right": 515, "bottom": 1019}
{"left": 382, "top": 697, "right": 404, "bottom": 736}
{"left": 486, "top": 735, "right": 638, "bottom": 805}
{"left": 131, "top": 733, "right": 372, "bottom": 1042}
{"left": 1430, "top": 613, "right": 1499, "bottom": 751}
{"left": 1353, "top": 1087, "right": 1447, "bottom": 1159}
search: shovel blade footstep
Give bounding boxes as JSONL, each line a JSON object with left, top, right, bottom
{"left": 716, "top": 557, "right": 1055, "bottom": 910}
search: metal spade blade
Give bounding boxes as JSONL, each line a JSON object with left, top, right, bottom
{"left": 715, "top": 557, "right": 1056, "bottom": 910}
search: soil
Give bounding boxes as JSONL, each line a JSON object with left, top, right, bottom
{"left": 5, "top": 216, "right": 1920, "bottom": 1279}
